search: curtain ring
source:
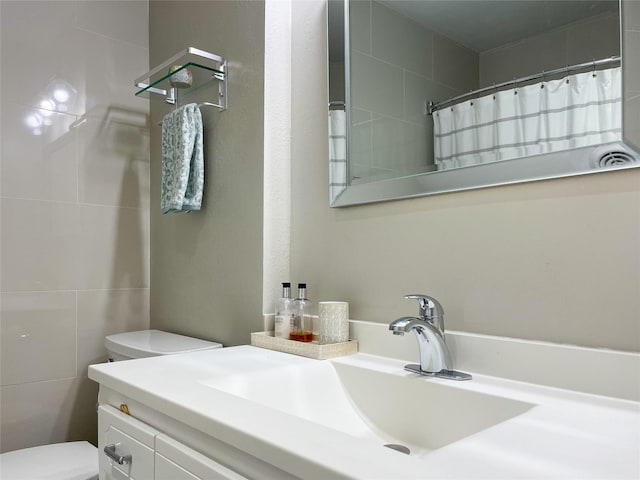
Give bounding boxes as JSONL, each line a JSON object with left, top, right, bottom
{"left": 492, "top": 83, "right": 497, "bottom": 100}
{"left": 566, "top": 65, "right": 570, "bottom": 84}
{"left": 514, "top": 77, "right": 518, "bottom": 95}
{"left": 592, "top": 58, "right": 597, "bottom": 77}
{"left": 540, "top": 70, "right": 545, "bottom": 89}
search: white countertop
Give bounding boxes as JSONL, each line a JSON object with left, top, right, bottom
{"left": 89, "top": 345, "right": 640, "bottom": 479}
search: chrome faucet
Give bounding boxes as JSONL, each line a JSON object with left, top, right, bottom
{"left": 389, "top": 294, "right": 471, "bottom": 381}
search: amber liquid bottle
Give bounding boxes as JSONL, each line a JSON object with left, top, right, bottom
{"left": 290, "top": 283, "right": 314, "bottom": 342}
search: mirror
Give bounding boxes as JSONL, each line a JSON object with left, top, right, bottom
{"left": 328, "top": 0, "right": 640, "bottom": 207}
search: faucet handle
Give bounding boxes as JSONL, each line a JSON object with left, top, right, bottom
{"left": 404, "top": 294, "right": 444, "bottom": 322}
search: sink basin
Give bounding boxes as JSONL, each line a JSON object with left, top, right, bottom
{"left": 202, "top": 358, "right": 534, "bottom": 456}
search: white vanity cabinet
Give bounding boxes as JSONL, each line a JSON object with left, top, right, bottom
{"left": 98, "top": 405, "right": 248, "bottom": 480}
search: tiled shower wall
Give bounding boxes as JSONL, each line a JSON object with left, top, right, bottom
{"left": 348, "top": 0, "right": 478, "bottom": 182}
{"left": 479, "top": 11, "right": 621, "bottom": 87}
{"left": 0, "top": 1, "right": 150, "bottom": 452}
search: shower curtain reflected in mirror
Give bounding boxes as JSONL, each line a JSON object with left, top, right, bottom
{"left": 329, "top": 109, "right": 348, "bottom": 203}
{"left": 433, "top": 67, "right": 622, "bottom": 171}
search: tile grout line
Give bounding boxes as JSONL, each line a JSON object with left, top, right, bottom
{"left": 0, "top": 195, "right": 148, "bottom": 212}
{"left": 1, "top": 288, "right": 149, "bottom": 295}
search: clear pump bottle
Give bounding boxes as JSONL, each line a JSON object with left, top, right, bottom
{"left": 290, "top": 283, "right": 315, "bottom": 342}
{"left": 274, "top": 282, "right": 293, "bottom": 339}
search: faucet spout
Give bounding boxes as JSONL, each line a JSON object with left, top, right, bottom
{"left": 389, "top": 316, "right": 452, "bottom": 372}
{"left": 388, "top": 316, "right": 423, "bottom": 335}
{"left": 389, "top": 294, "right": 472, "bottom": 381}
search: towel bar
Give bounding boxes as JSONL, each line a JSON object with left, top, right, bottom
{"left": 156, "top": 102, "right": 220, "bottom": 126}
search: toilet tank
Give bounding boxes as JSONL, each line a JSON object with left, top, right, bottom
{"left": 105, "top": 329, "right": 222, "bottom": 361}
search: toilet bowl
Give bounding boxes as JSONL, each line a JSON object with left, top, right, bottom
{"left": 1, "top": 329, "right": 222, "bottom": 479}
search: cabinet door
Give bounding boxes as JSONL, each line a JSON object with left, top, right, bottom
{"left": 98, "top": 405, "right": 158, "bottom": 480}
{"left": 155, "top": 434, "right": 248, "bottom": 480}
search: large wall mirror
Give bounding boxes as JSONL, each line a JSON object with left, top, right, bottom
{"left": 328, "top": 0, "right": 640, "bottom": 207}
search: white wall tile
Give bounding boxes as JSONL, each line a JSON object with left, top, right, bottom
{"left": 479, "top": 13, "right": 619, "bottom": 89}
{"left": 402, "top": 121, "right": 431, "bottom": 173}
{"left": 351, "top": 51, "right": 404, "bottom": 118}
{"left": 371, "top": 1, "right": 432, "bottom": 78}
{"left": 77, "top": 108, "right": 150, "bottom": 208}
{"left": 1, "top": 199, "right": 149, "bottom": 292}
{"left": 404, "top": 72, "right": 461, "bottom": 124}
{"left": 565, "top": 13, "right": 620, "bottom": 64}
{"left": 76, "top": 0, "right": 149, "bottom": 48}
{"left": 75, "top": 205, "right": 149, "bottom": 290}
{"left": 1, "top": 199, "right": 81, "bottom": 292}
{"left": 480, "top": 29, "right": 566, "bottom": 88}
{"left": 76, "top": 289, "right": 149, "bottom": 372}
{"left": 1, "top": 292, "right": 77, "bottom": 386}
{"left": 0, "top": 2, "right": 149, "bottom": 117}
{"left": 1, "top": 102, "right": 78, "bottom": 203}
{"left": 370, "top": 115, "right": 427, "bottom": 174}
{"left": 0, "top": 3, "right": 87, "bottom": 115}
{"left": 79, "top": 29, "right": 150, "bottom": 115}
{"left": 0, "top": 378, "right": 97, "bottom": 453}
{"left": 433, "top": 34, "right": 478, "bottom": 93}
{"left": 349, "top": 0, "right": 371, "bottom": 54}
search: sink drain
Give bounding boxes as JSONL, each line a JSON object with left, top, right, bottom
{"left": 384, "top": 443, "right": 410, "bottom": 455}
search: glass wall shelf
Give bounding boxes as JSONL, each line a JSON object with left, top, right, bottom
{"left": 134, "top": 47, "right": 227, "bottom": 111}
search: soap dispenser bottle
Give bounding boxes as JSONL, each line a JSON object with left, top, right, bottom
{"left": 274, "top": 282, "right": 293, "bottom": 339}
{"left": 290, "top": 283, "right": 314, "bottom": 342}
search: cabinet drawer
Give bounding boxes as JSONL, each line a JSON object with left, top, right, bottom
{"left": 156, "top": 434, "right": 248, "bottom": 480}
{"left": 98, "top": 405, "right": 159, "bottom": 480}
{"left": 156, "top": 453, "right": 199, "bottom": 480}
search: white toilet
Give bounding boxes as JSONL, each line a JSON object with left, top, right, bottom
{"left": 105, "top": 329, "right": 222, "bottom": 362}
{"left": 0, "top": 329, "right": 222, "bottom": 480}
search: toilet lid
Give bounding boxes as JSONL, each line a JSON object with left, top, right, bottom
{"left": 105, "top": 329, "right": 222, "bottom": 358}
{"left": 0, "top": 441, "right": 98, "bottom": 480}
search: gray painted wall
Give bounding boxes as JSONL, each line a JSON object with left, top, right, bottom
{"left": 149, "top": 1, "right": 265, "bottom": 347}
{"left": 289, "top": 0, "right": 639, "bottom": 353}
{"left": 148, "top": 0, "right": 639, "bottom": 353}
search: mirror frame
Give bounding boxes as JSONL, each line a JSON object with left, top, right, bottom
{"left": 329, "top": 0, "right": 640, "bottom": 207}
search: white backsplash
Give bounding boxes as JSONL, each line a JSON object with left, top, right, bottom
{"left": 349, "top": 320, "right": 640, "bottom": 402}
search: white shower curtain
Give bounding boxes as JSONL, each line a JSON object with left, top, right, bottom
{"left": 329, "top": 110, "right": 347, "bottom": 203}
{"left": 433, "top": 67, "right": 622, "bottom": 170}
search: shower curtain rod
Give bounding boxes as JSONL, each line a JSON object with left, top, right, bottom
{"left": 428, "top": 56, "right": 621, "bottom": 115}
